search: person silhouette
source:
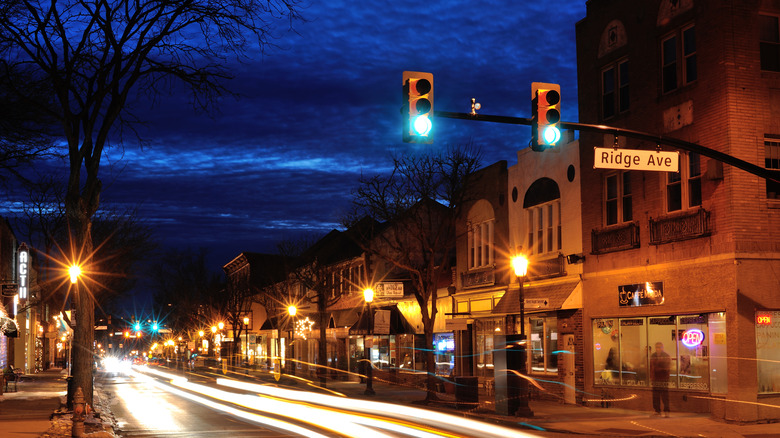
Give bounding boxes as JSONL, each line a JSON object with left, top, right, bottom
{"left": 650, "top": 342, "right": 671, "bottom": 416}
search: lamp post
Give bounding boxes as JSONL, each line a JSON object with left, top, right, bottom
{"left": 210, "top": 325, "right": 217, "bottom": 359}
{"left": 511, "top": 255, "right": 533, "bottom": 417}
{"left": 243, "top": 316, "right": 250, "bottom": 367}
{"left": 287, "top": 306, "right": 296, "bottom": 376}
{"left": 363, "top": 288, "right": 375, "bottom": 395}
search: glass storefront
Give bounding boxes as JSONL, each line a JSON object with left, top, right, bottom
{"left": 756, "top": 310, "right": 780, "bottom": 393}
{"left": 593, "top": 313, "right": 726, "bottom": 391}
{"left": 433, "top": 333, "right": 455, "bottom": 376}
{"left": 529, "top": 316, "right": 558, "bottom": 374}
{"left": 474, "top": 318, "right": 502, "bottom": 378}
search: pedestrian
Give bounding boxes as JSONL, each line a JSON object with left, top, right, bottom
{"left": 650, "top": 342, "right": 672, "bottom": 416}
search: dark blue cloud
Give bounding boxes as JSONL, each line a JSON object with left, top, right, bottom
{"left": 3, "top": 1, "right": 586, "bottom": 271}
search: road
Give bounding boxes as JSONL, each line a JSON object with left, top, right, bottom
{"left": 99, "top": 364, "right": 541, "bottom": 438}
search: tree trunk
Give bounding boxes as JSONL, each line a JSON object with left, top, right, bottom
{"left": 424, "top": 326, "right": 438, "bottom": 402}
{"left": 70, "top": 215, "right": 95, "bottom": 407}
{"left": 317, "top": 301, "right": 328, "bottom": 387}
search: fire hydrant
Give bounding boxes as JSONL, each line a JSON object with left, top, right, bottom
{"left": 72, "top": 386, "right": 85, "bottom": 437}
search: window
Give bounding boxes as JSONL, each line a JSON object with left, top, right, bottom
{"left": 527, "top": 201, "right": 561, "bottom": 255}
{"left": 662, "top": 25, "right": 696, "bottom": 93}
{"left": 756, "top": 310, "right": 780, "bottom": 393}
{"left": 468, "top": 220, "right": 494, "bottom": 269}
{"left": 602, "top": 60, "right": 629, "bottom": 119}
{"left": 528, "top": 316, "right": 558, "bottom": 374}
{"left": 760, "top": 15, "right": 780, "bottom": 72}
{"left": 666, "top": 153, "right": 702, "bottom": 212}
{"left": 593, "top": 313, "right": 724, "bottom": 390}
{"left": 764, "top": 136, "right": 780, "bottom": 199}
{"left": 604, "top": 171, "right": 632, "bottom": 226}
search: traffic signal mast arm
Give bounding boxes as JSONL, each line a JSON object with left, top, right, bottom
{"left": 432, "top": 110, "right": 780, "bottom": 184}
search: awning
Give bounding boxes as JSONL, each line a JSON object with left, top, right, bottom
{"left": 328, "top": 308, "right": 360, "bottom": 329}
{"left": 350, "top": 305, "right": 415, "bottom": 335}
{"left": 492, "top": 280, "right": 581, "bottom": 315}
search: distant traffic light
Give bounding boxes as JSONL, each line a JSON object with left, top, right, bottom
{"left": 403, "top": 71, "right": 434, "bottom": 144}
{"left": 531, "top": 82, "right": 561, "bottom": 151}
{"left": 134, "top": 322, "right": 141, "bottom": 331}
{"left": 152, "top": 322, "right": 158, "bottom": 331}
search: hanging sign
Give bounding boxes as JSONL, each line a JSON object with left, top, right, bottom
{"left": 594, "top": 147, "right": 679, "bottom": 172}
{"left": 18, "top": 243, "right": 29, "bottom": 300}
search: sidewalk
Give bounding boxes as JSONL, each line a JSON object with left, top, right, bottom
{"left": 0, "top": 368, "right": 115, "bottom": 438}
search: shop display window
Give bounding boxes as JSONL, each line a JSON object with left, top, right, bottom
{"left": 593, "top": 313, "right": 722, "bottom": 391}
{"left": 434, "top": 333, "right": 455, "bottom": 376}
{"left": 756, "top": 310, "right": 780, "bottom": 393}
{"left": 475, "top": 318, "right": 502, "bottom": 378}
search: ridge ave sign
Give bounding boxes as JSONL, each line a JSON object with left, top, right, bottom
{"left": 594, "top": 147, "right": 679, "bottom": 172}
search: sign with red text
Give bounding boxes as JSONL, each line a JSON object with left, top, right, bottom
{"left": 594, "top": 147, "right": 679, "bottom": 172}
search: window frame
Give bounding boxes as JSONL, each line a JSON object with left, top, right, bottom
{"left": 468, "top": 219, "right": 495, "bottom": 269}
{"left": 760, "top": 14, "right": 780, "bottom": 72}
{"left": 603, "top": 171, "right": 633, "bottom": 226}
{"left": 526, "top": 200, "right": 561, "bottom": 256}
{"left": 527, "top": 315, "right": 558, "bottom": 375}
{"left": 764, "top": 135, "right": 780, "bottom": 200}
{"left": 601, "top": 58, "right": 629, "bottom": 120}
{"left": 665, "top": 153, "right": 702, "bottom": 213}
{"left": 661, "top": 24, "right": 697, "bottom": 94}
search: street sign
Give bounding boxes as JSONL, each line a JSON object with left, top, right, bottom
{"left": 594, "top": 147, "right": 679, "bottom": 172}
{"left": 376, "top": 282, "right": 404, "bottom": 298}
{"left": 525, "top": 298, "right": 549, "bottom": 308}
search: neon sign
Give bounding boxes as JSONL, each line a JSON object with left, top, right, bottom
{"left": 681, "top": 329, "right": 705, "bottom": 348}
{"left": 18, "top": 244, "right": 28, "bottom": 300}
{"left": 757, "top": 314, "right": 772, "bottom": 325}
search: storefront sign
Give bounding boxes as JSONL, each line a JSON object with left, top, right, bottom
{"left": 681, "top": 329, "right": 705, "bottom": 348}
{"left": 18, "top": 244, "right": 29, "bottom": 300}
{"left": 445, "top": 318, "right": 468, "bottom": 331}
{"left": 618, "top": 282, "right": 664, "bottom": 307}
{"left": 376, "top": 282, "right": 404, "bottom": 298}
{"left": 757, "top": 313, "right": 772, "bottom": 325}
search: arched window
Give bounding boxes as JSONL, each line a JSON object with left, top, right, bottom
{"left": 523, "top": 178, "right": 562, "bottom": 255}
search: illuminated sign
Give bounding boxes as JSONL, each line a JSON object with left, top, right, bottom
{"left": 18, "top": 244, "right": 29, "bottom": 300}
{"left": 618, "top": 282, "right": 664, "bottom": 307}
{"left": 757, "top": 314, "right": 772, "bottom": 325}
{"left": 681, "top": 329, "right": 705, "bottom": 348}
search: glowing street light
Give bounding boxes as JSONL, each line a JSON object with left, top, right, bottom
{"left": 69, "top": 264, "right": 82, "bottom": 284}
{"left": 510, "top": 254, "right": 533, "bottom": 417}
{"left": 287, "top": 306, "right": 297, "bottom": 376}
{"left": 243, "top": 316, "right": 250, "bottom": 366}
{"left": 363, "top": 288, "right": 375, "bottom": 396}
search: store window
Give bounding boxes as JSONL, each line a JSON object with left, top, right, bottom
{"left": 756, "top": 310, "right": 780, "bottom": 393}
{"left": 434, "top": 333, "right": 455, "bottom": 376}
{"left": 593, "top": 313, "right": 722, "bottom": 391}
{"left": 529, "top": 316, "right": 558, "bottom": 374}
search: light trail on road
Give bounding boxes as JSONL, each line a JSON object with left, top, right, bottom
{"left": 130, "top": 365, "right": 539, "bottom": 437}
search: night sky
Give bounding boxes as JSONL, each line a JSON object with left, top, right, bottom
{"left": 3, "top": 1, "right": 586, "bottom": 274}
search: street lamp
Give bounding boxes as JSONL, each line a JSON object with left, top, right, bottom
{"left": 511, "top": 254, "right": 533, "bottom": 417}
{"left": 243, "top": 316, "right": 250, "bottom": 367}
{"left": 363, "top": 287, "right": 375, "bottom": 395}
{"left": 287, "top": 306, "right": 296, "bottom": 376}
{"left": 69, "top": 265, "right": 81, "bottom": 284}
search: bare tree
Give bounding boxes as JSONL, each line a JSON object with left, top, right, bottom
{"left": 0, "top": 0, "right": 305, "bottom": 404}
{"left": 347, "top": 146, "right": 482, "bottom": 401}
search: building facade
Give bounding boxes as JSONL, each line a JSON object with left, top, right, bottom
{"left": 576, "top": 0, "right": 780, "bottom": 422}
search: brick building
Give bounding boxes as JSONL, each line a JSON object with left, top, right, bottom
{"left": 576, "top": 0, "right": 780, "bottom": 422}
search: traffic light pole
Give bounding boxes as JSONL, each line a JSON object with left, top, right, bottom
{"left": 433, "top": 110, "right": 780, "bottom": 184}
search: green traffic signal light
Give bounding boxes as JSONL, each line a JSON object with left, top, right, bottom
{"left": 531, "top": 82, "right": 561, "bottom": 151}
{"left": 134, "top": 323, "right": 141, "bottom": 331}
{"left": 403, "top": 71, "right": 434, "bottom": 144}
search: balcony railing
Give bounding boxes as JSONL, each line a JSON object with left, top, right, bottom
{"left": 461, "top": 265, "right": 495, "bottom": 289}
{"left": 592, "top": 222, "right": 640, "bottom": 255}
{"left": 649, "top": 208, "right": 711, "bottom": 245}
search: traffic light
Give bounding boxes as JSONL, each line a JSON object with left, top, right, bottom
{"left": 531, "top": 82, "right": 561, "bottom": 151}
{"left": 402, "top": 71, "right": 434, "bottom": 144}
{"left": 134, "top": 322, "right": 141, "bottom": 331}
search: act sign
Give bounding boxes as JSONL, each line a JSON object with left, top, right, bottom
{"left": 594, "top": 147, "right": 679, "bottom": 172}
